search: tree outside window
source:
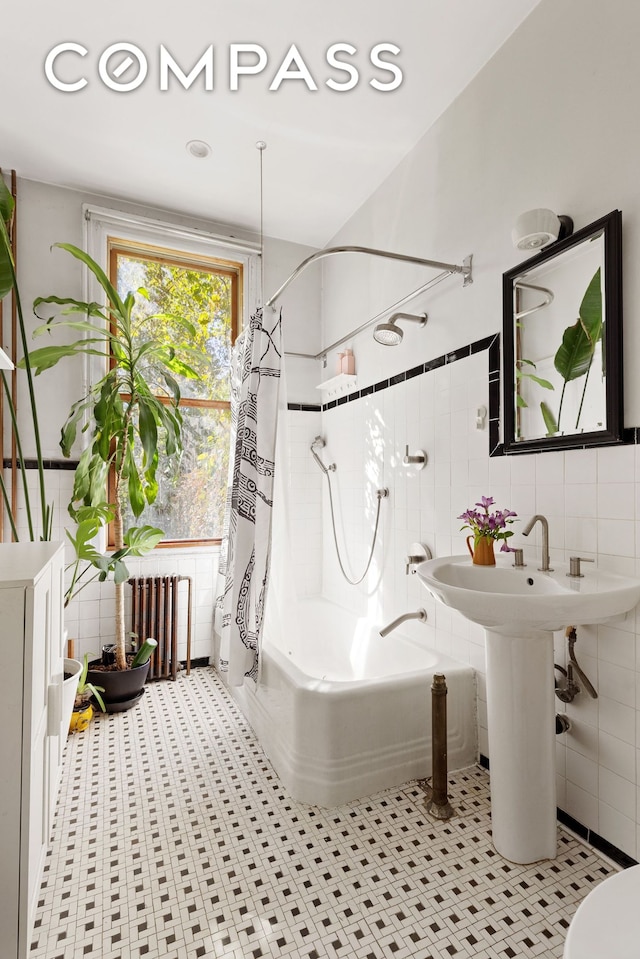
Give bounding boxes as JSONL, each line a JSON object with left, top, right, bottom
{"left": 108, "top": 240, "right": 240, "bottom": 546}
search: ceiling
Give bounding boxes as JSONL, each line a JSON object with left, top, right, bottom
{"left": 2, "top": 0, "right": 540, "bottom": 248}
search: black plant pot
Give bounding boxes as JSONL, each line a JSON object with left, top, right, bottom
{"left": 87, "top": 658, "right": 151, "bottom": 713}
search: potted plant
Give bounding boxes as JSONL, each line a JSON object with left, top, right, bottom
{"left": 27, "top": 242, "right": 198, "bottom": 709}
{"left": 458, "top": 495, "right": 518, "bottom": 566}
{"left": 68, "top": 654, "right": 106, "bottom": 733}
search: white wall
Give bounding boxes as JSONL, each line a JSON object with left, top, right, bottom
{"left": 301, "top": 0, "right": 640, "bottom": 859}
{"left": 4, "top": 177, "right": 320, "bottom": 662}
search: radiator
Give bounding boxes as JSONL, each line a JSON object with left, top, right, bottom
{"left": 128, "top": 575, "right": 193, "bottom": 680}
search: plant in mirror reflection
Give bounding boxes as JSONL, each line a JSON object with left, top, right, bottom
{"left": 540, "top": 267, "right": 603, "bottom": 435}
{"left": 458, "top": 496, "right": 517, "bottom": 552}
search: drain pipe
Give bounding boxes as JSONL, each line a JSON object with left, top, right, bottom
{"left": 566, "top": 625, "right": 598, "bottom": 699}
{"left": 424, "top": 673, "right": 455, "bottom": 820}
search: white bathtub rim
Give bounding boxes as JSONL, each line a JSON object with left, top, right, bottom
{"left": 262, "top": 638, "right": 472, "bottom": 694}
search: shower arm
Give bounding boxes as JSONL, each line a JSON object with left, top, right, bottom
{"left": 264, "top": 245, "right": 473, "bottom": 362}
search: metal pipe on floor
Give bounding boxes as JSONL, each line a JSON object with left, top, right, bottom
{"left": 424, "top": 673, "right": 455, "bottom": 820}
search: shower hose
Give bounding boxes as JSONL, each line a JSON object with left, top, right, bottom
{"left": 324, "top": 474, "right": 388, "bottom": 585}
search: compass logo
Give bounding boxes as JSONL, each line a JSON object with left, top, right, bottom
{"left": 44, "top": 42, "right": 404, "bottom": 93}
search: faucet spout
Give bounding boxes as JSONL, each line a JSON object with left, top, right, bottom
{"left": 379, "top": 608, "right": 427, "bottom": 637}
{"left": 521, "top": 514, "right": 553, "bottom": 572}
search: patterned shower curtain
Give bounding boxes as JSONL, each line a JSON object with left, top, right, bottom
{"left": 214, "top": 307, "right": 282, "bottom": 686}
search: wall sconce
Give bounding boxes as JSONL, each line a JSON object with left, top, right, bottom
{"left": 0, "top": 346, "right": 14, "bottom": 370}
{"left": 512, "top": 208, "right": 574, "bottom": 251}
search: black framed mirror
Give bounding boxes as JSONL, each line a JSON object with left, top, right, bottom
{"left": 502, "top": 209, "right": 622, "bottom": 453}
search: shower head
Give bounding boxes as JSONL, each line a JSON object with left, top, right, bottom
{"left": 373, "top": 312, "right": 427, "bottom": 346}
{"left": 311, "top": 435, "right": 325, "bottom": 450}
{"left": 373, "top": 322, "right": 404, "bottom": 346}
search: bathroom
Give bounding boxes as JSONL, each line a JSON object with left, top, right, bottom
{"left": 3, "top": 0, "right": 640, "bottom": 956}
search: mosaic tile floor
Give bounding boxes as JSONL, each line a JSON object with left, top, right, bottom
{"left": 32, "top": 668, "right": 616, "bottom": 959}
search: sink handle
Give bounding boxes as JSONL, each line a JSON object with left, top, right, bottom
{"left": 567, "top": 556, "right": 595, "bottom": 578}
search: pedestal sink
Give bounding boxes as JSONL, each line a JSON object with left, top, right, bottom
{"left": 417, "top": 555, "right": 640, "bottom": 864}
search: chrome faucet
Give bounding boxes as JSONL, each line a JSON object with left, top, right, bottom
{"left": 379, "top": 608, "right": 427, "bottom": 637}
{"left": 521, "top": 514, "right": 553, "bottom": 571}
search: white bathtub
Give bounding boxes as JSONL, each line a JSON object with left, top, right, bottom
{"left": 227, "top": 597, "right": 477, "bottom": 806}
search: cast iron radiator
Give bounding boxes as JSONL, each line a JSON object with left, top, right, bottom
{"left": 128, "top": 575, "right": 193, "bottom": 680}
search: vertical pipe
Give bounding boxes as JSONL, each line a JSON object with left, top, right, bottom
{"left": 185, "top": 576, "right": 192, "bottom": 675}
{"left": 425, "top": 673, "right": 455, "bottom": 820}
{"left": 159, "top": 575, "right": 167, "bottom": 678}
{"left": 149, "top": 577, "right": 157, "bottom": 678}
{"left": 170, "top": 575, "right": 178, "bottom": 680}
{"left": 138, "top": 578, "right": 155, "bottom": 679}
{"left": 132, "top": 579, "right": 140, "bottom": 653}
{"left": 156, "top": 577, "right": 162, "bottom": 678}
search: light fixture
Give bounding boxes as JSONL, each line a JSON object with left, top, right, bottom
{"left": 373, "top": 312, "right": 427, "bottom": 346}
{"left": 185, "top": 139, "right": 211, "bottom": 159}
{"left": 512, "top": 208, "right": 574, "bottom": 251}
{"left": 0, "top": 346, "right": 14, "bottom": 370}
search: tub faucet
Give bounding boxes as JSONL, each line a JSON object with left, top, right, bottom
{"left": 379, "top": 608, "right": 427, "bottom": 637}
{"left": 521, "top": 513, "right": 553, "bottom": 571}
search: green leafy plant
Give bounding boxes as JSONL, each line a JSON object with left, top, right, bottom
{"left": 538, "top": 268, "right": 602, "bottom": 435}
{"left": 64, "top": 503, "right": 163, "bottom": 607}
{"left": 27, "top": 243, "right": 198, "bottom": 669}
{"left": 75, "top": 654, "right": 106, "bottom": 712}
{"left": 515, "top": 357, "right": 554, "bottom": 409}
{"left": 0, "top": 177, "right": 52, "bottom": 541}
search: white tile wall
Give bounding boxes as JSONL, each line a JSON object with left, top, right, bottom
{"left": 292, "top": 346, "right": 640, "bottom": 860}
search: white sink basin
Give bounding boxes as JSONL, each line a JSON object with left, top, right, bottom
{"left": 416, "top": 555, "right": 640, "bottom": 631}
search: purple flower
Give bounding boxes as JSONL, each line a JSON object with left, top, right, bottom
{"left": 458, "top": 495, "right": 518, "bottom": 545}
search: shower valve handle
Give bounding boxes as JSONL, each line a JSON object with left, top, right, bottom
{"left": 403, "top": 445, "right": 427, "bottom": 470}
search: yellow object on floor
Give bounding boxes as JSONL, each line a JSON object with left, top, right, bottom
{"left": 69, "top": 703, "right": 93, "bottom": 732}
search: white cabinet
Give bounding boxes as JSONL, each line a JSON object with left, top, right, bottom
{"left": 0, "top": 542, "right": 65, "bottom": 959}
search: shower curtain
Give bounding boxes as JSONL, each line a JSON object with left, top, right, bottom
{"left": 214, "top": 307, "right": 282, "bottom": 686}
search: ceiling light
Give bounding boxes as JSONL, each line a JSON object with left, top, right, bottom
{"left": 186, "top": 139, "right": 211, "bottom": 159}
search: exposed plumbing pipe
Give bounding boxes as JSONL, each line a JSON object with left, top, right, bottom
{"left": 554, "top": 661, "right": 581, "bottom": 703}
{"left": 565, "top": 625, "right": 598, "bottom": 699}
{"left": 424, "top": 673, "right": 455, "bottom": 820}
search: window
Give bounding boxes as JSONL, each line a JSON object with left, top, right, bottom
{"left": 83, "top": 205, "right": 259, "bottom": 548}
{"left": 107, "top": 238, "right": 241, "bottom": 546}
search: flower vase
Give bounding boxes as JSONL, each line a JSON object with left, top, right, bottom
{"left": 466, "top": 535, "right": 496, "bottom": 566}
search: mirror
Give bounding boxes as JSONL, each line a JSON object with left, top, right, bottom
{"left": 502, "top": 209, "right": 622, "bottom": 453}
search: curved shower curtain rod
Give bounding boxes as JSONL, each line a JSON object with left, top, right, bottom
{"left": 264, "top": 245, "right": 473, "bottom": 361}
